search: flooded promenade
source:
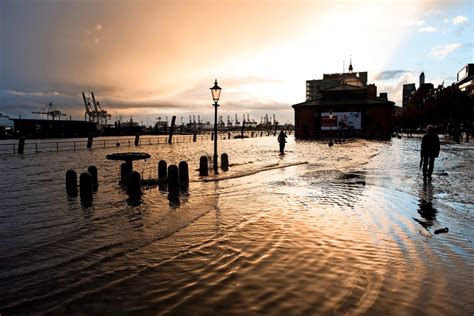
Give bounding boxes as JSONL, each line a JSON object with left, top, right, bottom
{"left": 0, "top": 136, "right": 472, "bottom": 315}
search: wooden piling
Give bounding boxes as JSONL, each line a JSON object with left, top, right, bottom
{"left": 87, "top": 135, "right": 93, "bottom": 149}
{"left": 66, "top": 170, "right": 78, "bottom": 196}
{"left": 79, "top": 172, "right": 93, "bottom": 206}
{"left": 17, "top": 137, "right": 25, "bottom": 154}
{"left": 158, "top": 160, "right": 168, "bottom": 180}
{"left": 168, "top": 165, "right": 180, "bottom": 197}
{"left": 168, "top": 116, "right": 176, "bottom": 144}
{"left": 178, "top": 161, "right": 189, "bottom": 188}
{"left": 199, "top": 156, "right": 209, "bottom": 176}
{"left": 221, "top": 153, "right": 229, "bottom": 171}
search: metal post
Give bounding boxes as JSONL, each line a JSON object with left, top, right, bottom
{"left": 213, "top": 102, "right": 218, "bottom": 173}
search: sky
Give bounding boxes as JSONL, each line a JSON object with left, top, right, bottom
{"left": 0, "top": 0, "right": 473, "bottom": 126}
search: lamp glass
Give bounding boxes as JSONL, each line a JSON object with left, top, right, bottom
{"left": 210, "top": 80, "right": 222, "bottom": 102}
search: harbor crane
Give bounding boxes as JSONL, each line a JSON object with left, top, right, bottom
{"left": 32, "top": 103, "right": 66, "bottom": 120}
{"left": 82, "top": 91, "right": 111, "bottom": 126}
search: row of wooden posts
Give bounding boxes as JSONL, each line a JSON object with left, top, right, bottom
{"left": 66, "top": 153, "right": 229, "bottom": 206}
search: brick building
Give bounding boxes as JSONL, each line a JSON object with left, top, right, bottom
{"left": 292, "top": 64, "right": 394, "bottom": 140}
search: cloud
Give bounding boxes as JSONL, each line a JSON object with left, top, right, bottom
{"left": 419, "top": 26, "right": 437, "bottom": 32}
{"left": 372, "top": 71, "right": 417, "bottom": 107}
{"left": 429, "top": 43, "right": 462, "bottom": 59}
{"left": 406, "top": 19, "right": 425, "bottom": 26}
{"left": 95, "top": 24, "right": 102, "bottom": 31}
{"left": 374, "top": 70, "right": 410, "bottom": 81}
{"left": 424, "top": 9, "right": 443, "bottom": 16}
{"left": 452, "top": 15, "right": 468, "bottom": 25}
{"left": 444, "top": 18, "right": 449, "bottom": 23}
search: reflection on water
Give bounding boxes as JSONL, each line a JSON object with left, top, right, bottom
{"left": 0, "top": 137, "right": 473, "bottom": 314}
{"left": 414, "top": 181, "right": 438, "bottom": 230}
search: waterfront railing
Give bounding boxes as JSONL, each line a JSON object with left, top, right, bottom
{"left": 0, "top": 131, "right": 278, "bottom": 155}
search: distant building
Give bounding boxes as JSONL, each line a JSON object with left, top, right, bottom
{"left": 457, "top": 63, "right": 474, "bottom": 96}
{"left": 408, "top": 71, "right": 436, "bottom": 108}
{"left": 306, "top": 71, "right": 368, "bottom": 101}
{"left": 402, "top": 83, "right": 416, "bottom": 107}
{"left": 292, "top": 62, "right": 394, "bottom": 140}
{"left": 420, "top": 71, "right": 425, "bottom": 86}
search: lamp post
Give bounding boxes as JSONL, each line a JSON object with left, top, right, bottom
{"left": 210, "top": 79, "right": 222, "bottom": 173}
{"left": 328, "top": 111, "right": 334, "bottom": 147}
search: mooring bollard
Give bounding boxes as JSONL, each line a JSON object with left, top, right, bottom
{"left": 228, "top": 132, "right": 231, "bottom": 139}
{"left": 87, "top": 166, "right": 98, "bottom": 191}
{"left": 121, "top": 162, "right": 131, "bottom": 182}
{"left": 211, "top": 132, "right": 214, "bottom": 141}
{"left": 158, "top": 160, "right": 168, "bottom": 180}
{"left": 199, "top": 156, "right": 209, "bottom": 176}
{"left": 134, "top": 133, "right": 140, "bottom": 146}
{"left": 221, "top": 153, "right": 229, "bottom": 171}
{"left": 17, "top": 137, "right": 26, "bottom": 154}
{"left": 178, "top": 161, "right": 189, "bottom": 188}
{"left": 80, "top": 172, "right": 93, "bottom": 206}
{"left": 128, "top": 171, "right": 142, "bottom": 199}
{"left": 87, "top": 135, "right": 93, "bottom": 149}
{"left": 168, "top": 164, "right": 180, "bottom": 197}
{"left": 66, "top": 170, "right": 78, "bottom": 196}
{"left": 193, "top": 132, "right": 197, "bottom": 142}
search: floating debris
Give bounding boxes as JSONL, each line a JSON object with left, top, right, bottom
{"left": 434, "top": 227, "right": 449, "bottom": 234}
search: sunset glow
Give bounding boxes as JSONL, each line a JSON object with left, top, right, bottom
{"left": 1, "top": 0, "right": 472, "bottom": 124}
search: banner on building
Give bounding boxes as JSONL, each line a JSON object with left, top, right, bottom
{"left": 321, "top": 112, "right": 361, "bottom": 131}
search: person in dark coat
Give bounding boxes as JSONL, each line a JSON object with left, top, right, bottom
{"left": 421, "top": 125, "right": 440, "bottom": 179}
{"left": 277, "top": 130, "right": 287, "bottom": 153}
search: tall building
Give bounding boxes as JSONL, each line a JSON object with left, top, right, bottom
{"left": 419, "top": 71, "right": 425, "bottom": 86}
{"left": 402, "top": 83, "right": 416, "bottom": 107}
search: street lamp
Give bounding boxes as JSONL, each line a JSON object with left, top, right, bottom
{"left": 328, "top": 111, "right": 334, "bottom": 147}
{"left": 210, "top": 79, "right": 222, "bottom": 173}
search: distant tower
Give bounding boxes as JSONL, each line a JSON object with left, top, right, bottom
{"left": 348, "top": 55, "right": 353, "bottom": 74}
{"left": 420, "top": 71, "right": 425, "bottom": 86}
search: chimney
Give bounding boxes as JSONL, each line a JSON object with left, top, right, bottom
{"left": 367, "top": 84, "right": 377, "bottom": 97}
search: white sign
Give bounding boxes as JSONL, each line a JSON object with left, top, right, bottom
{"left": 321, "top": 112, "right": 361, "bottom": 131}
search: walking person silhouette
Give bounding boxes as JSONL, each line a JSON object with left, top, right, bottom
{"left": 420, "top": 125, "right": 440, "bottom": 181}
{"left": 277, "top": 130, "right": 287, "bottom": 154}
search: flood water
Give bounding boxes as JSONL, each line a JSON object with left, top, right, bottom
{"left": 0, "top": 136, "right": 472, "bottom": 315}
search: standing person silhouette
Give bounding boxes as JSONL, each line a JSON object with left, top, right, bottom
{"left": 277, "top": 130, "right": 287, "bottom": 154}
{"left": 420, "top": 125, "right": 440, "bottom": 181}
